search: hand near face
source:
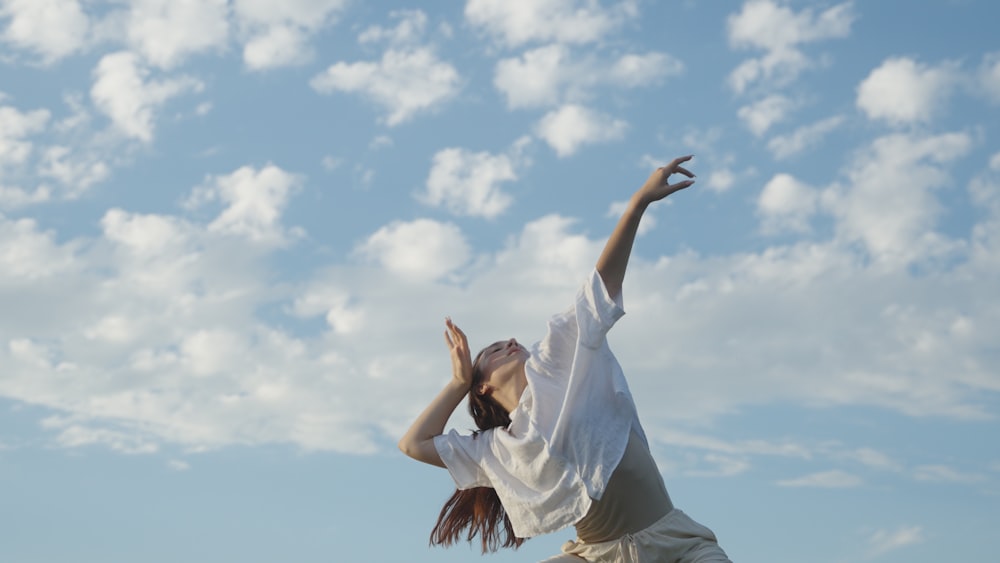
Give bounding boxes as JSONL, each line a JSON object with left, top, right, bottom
{"left": 444, "top": 317, "right": 473, "bottom": 389}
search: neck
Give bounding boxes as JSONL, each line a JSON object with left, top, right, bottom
{"left": 493, "top": 364, "right": 527, "bottom": 414}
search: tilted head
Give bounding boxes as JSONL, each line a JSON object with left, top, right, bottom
{"left": 468, "top": 338, "right": 529, "bottom": 429}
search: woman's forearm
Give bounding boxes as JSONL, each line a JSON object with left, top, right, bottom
{"left": 596, "top": 195, "right": 647, "bottom": 300}
{"left": 398, "top": 380, "right": 468, "bottom": 467}
{"left": 597, "top": 157, "right": 696, "bottom": 299}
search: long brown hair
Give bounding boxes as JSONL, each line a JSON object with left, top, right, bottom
{"left": 429, "top": 347, "right": 527, "bottom": 553}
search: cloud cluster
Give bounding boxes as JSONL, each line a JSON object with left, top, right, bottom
{"left": 725, "top": 0, "right": 854, "bottom": 164}
{"left": 0, "top": 0, "right": 90, "bottom": 63}
{"left": 310, "top": 10, "right": 460, "bottom": 126}
{"left": 855, "top": 53, "right": 1000, "bottom": 127}
{"left": 867, "top": 526, "right": 925, "bottom": 557}
{"left": 465, "top": 0, "right": 638, "bottom": 48}
{"left": 355, "top": 219, "right": 471, "bottom": 282}
{"left": 124, "top": 0, "right": 230, "bottom": 69}
{"left": 0, "top": 97, "right": 112, "bottom": 208}
{"left": 471, "top": 1, "right": 680, "bottom": 158}
{"left": 90, "top": 51, "right": 202, "bottom": 142}
{"left": 535, "top": 104, "right": 628, "bottom": 158}
{"left": 494, "top": 45, "right": 682, "bottom": 110}
{"left": 419, "top": 140, "right": 528, "bottom": 218}
{"left": 727, "top": 0, "right": 854, "bottom": 94}
{"left": 184, "top": 165, "right": 304, "bottom": 245}
{"left": 3, "top": 134, "right": 999, "bottom": 460}
{"left": 0, "top": 0, "right": 348, "bottom": 69}
{"left": 856, "top": 57, "right": 958, "bottom": 125}
{"left": 0, "top": 3, "right": 996, "bottom": 511}
{"left": 235, "top": 0, "right": 348, "bottom": 70}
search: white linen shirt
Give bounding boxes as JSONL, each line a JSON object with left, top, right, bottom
{"left": 433, "top": 269, "right": 645, "bottom": 538}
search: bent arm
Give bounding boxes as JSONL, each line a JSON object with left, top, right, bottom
{"left": 397, "top": 380, "right": 467, "bottom": 467}
{"left": 398, "top": 318, "right": 474, "bottom": 468}
{"left": 596, "top": 156, "right": 695, "bottom": 300}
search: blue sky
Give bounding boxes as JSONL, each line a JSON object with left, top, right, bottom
{"left": 1, "top": 0, "right": 998, "bottom": 561}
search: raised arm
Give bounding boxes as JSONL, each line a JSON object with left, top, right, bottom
{"left": 596, "top": 156, "right": 695, "bottom": 299}
{"left": 398, "top": 317, "right": 473, "bottom": 468}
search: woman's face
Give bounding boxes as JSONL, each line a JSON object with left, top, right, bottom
{"left": 476, "top": 338, "right": 528, "bottom": 394}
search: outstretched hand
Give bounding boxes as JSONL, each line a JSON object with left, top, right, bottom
{"left": 636, "top": 155, "right": 696, "bottom": 206}
{"left": 444, "top": 317, "right": 473, "bottom": 390}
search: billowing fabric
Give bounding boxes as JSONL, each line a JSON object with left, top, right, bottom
{"left": 433, "top": 269, "right": 643, "bottom": 538}
{"left": 547, "top": 509, "right": 732, "bottom": 563}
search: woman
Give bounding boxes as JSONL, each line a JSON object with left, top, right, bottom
{"left": 399, "top": 156, "right": 731, "bottom": 562}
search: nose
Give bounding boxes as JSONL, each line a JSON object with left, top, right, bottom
{"left": 507, "top": 338, "right": 517, "bottom": 349}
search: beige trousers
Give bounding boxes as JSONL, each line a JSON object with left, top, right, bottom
{"left": 539, "top": 509, "right": 731, "bottom": 563}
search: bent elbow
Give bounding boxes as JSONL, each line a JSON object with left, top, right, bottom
{"left": 397, "top": 437, "right": 412, "bottom": 457}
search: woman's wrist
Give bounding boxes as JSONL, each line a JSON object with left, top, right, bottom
{"left": 446, "top": 378, "right": 470, "bottom": 395}
{"left": 627, "top": 192, "right": 650, "bottom": 215}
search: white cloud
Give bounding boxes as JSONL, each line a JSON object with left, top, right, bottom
{"left": 824, "top": 131, "right": 972, "bottom": 264}
{"left": 913, "top": 464, "right": 986, "bottom": 484}
{"left": 979, "top": 52, "right": 1000, "bottom": 103}
{"left": 0, "top": 102, "right": 53, "bottom": 207}
{"left": 0, "top": 104, "right": 49, "bottom": 166}
{"left": 867, "top": 526, "right": 924, "bottom": 557}
{"left": 185, "top": 165, "right": 303, "bottom": 245}
{"left": 705, "top": 168, "right": 736, "bottom": 193}
{"left": 291, "top": 286, "right": 364, "bottom": 335}
{"left": 0, "top": 98, "right": 110, "bottom": 207}
{"left": 491, "top": 214, "right": 601, "bottom": 289}
{"left": 0, "top": 185, "right": 51, "bottom": 208}
{"left": 38, "top": 145, "right": 111, "bottom": 198}
{"left": 738, "top": 94, "right": 796, "bottom": 136}
{"left": 420, "top": 146, "right": 520, "bottom": 218}
{"left": 727, "top": 0, "right": 854, "bottom": 93}
{"left": 358, "top": 9, "right": 427, "bottom": 47}
{"left": 839, "top": 447, "right": 901, "bottom": 472}
{"left": 181, "top": 328, "right": 247, "bottom": 376}
{"left": 90, "top": 51, "right": 203, "bottom": 142}
{"left": 494, "top": 45, "right": 682, "bottom": 109}
{"left": 368, "top": 135, "right": 393, "bottom": 150}
{"left": 0, "top": 0, "right": 89, "bottom": 63}
{"left": 320, "top": 155, "right": 342, "bottom": 171}
{"left": 684, "top": 454, "right": 751, "bottom": 477}
{"left": 655, "top": 428, "right": 810, "bottom": 460}
{"left": 355, "top": 219, "right": 471, "bottom": 283}
{"left": 777, "top": 469, "right": 863, "bottom": 488}
{"left": 233, "top": 0, "right": 347, "bottom": 70}
{"left": 233, "top": 0, "right": 346, "bottom": 29}
{"left": 465, "top": 0, "right": 638, "bottom": 48}
{"left": 767, "top": 115, "right": 844, "bottom": 160}
{"left": 0, "top": 215, "right": 78, "bottom": 281}
{"left": 310, "top": 47, "right": 460, "bottom": 126}
{"left": 856, "top": 57, "right": 959, "bottom": 125}
{"left": 494, "top": 44, "right": 567, "bottom": 108}
{"left": 49, "top": 423, "right": 159, "bottom": 454}
{"left": 4, "top": 158, "right": 1000, "bottom": 460}
{"left": 610, "top": 52, "right": 684, "bottom": 87}
{"left": 125, "top": 0, "right": 229, "bottom": 69}
{"left": 969, "top": 152, "right": 1000, "bottom": 213}
{"left": 168, "top": 459, "right": 191, "bottom": 471}
{"left": 757, "top": 173, "right": 818, "bottom": 234}
{"left": 242, "top": 24, "right": 309, "bottom": 69}
{"left": 101, "top": 208, "right": 191, "bottom": 258}
{"left": 535, "top": 104, "right": 628, "bottom": 157}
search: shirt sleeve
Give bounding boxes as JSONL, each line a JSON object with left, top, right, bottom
{"left": 576, "top": 268, "right": 625, "bottom": 349}
{"left": 530, "top": 269, "right": 625, "bottom": 376}
{"left": 433, "top": 430, "right": 492, "bottom": 490}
